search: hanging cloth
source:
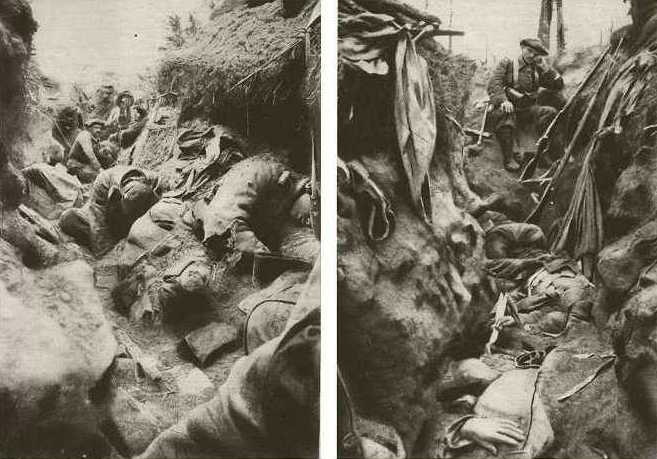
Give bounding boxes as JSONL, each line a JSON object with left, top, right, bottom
{"left": 393, "top": 32, "right": 436, "bottom": 221}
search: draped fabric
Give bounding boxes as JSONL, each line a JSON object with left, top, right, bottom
{"left": 339, "top": 12, "right": 437, "bottom": 221}
{"left": 393, "top": 33, "right": 436, "bottom": 221}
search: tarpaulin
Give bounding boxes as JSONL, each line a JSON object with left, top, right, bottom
{"left": 393, "top": 33, "right": 437, "bottom": 221}
{"left": 338, "top": 12, "right": 400, "bottom": 75}
{"left": 552, "top": 51, "right": 654, "bottom": 262}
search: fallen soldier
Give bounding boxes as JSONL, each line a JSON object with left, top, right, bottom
{"left": 482, "top": 220, "right": 595, "bottom": 349}
{"left": 195, "top": 155, "right": 314, "bottom": 259}
{"left": 138, "top": 261, "right": 320, "bottom": 459}
{"left": 59, "top": 165, "right": 162, "bottom": 256}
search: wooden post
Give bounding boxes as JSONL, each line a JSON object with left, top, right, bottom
{"left": 448, "top": 0, "right": 454, "bottom": 52}
{"left": 538, "top": 0, "right": 553, "bottom": 50}
{"left": 556, "top": 0, "right": 566, "bottom": 54}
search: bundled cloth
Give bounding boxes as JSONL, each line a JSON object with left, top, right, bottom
{"left": 171, "top": 125, "right": 246, "bottom": 198}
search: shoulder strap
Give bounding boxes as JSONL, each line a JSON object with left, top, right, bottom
{"left": 512, "top": 59, "right": 519, "bottom": 88}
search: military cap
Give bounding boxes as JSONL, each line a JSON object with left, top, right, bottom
{"left": 520, "top": 38, "right": 549, "bottom": 56}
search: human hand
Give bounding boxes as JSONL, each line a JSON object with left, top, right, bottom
{"left": 501, "top": 101, "right": 514, "bottom": 114}
{"left": 460, "top": 417, "right": 525, "bottom": 456}
{"left": 535, "top": 56, "right": 549, "bottom": 71}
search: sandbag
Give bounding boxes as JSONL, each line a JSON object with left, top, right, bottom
{"left": 598, "top": 218, "right": 657, "bottom": 294}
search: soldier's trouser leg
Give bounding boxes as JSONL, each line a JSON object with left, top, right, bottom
{"left": 490, "top": 107, "right": 520, "bottom": 172}
{"left": 497, "top": 126, "right": 520, "bottom": 172}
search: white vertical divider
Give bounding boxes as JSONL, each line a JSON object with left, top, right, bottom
{"left": 320, "top": 0, "right": 338, "bottom": 457}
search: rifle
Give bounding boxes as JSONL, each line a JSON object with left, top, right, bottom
{"left": 520, "top": 45, "right": 612, "bottom": 181}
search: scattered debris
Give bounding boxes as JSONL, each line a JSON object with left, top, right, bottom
{"left": 115, "top": 328, "right": 163, "bottom": 384}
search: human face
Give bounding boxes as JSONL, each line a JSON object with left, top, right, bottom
{"left": 521, "top": 46, "right": 538, "bottom": 64}
{"left": 89, "top": 125, "right": 102, "bottom": 137}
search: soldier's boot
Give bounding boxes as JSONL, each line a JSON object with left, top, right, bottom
{"left": 497, "top": 127, "right": 520, "bottom": 172}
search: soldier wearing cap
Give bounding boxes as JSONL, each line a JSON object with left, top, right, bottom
{"left": 66, "top": 118, "right": 107, "bottom": 183}
{"left": 487, "top": 38, "right": 565, "bottom": 171}
{"left": 107, "top": 90, "right": 136, "bottom": 131}
{"left": 59, "top": 165, "right": 162, "bottom": 255}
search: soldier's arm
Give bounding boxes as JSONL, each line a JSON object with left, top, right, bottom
{"left": 79, "top": 132, "right": 102, "bottom": 170}
{"left": 538, "top": 65, "right": 564, "bottom": 91}
{"left": 487, "top": 59, "right": 511, "bottom": 106}
{"left": 106, "top": 107, "right": 120, "bottom": 127}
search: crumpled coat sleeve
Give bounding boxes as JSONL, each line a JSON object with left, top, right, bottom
{"left": 77, "top": 131, "right": 102, "bottom": 170}
{"left": 537, "top": 66, "right": 564, "bottom": 91}
{"left": 488, "top": 58, "right": 511, "bottom": 106}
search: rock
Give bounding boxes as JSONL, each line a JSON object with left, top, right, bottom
{"left": 177, "top": 368, "right": 215, "bottom": 396}
{"left": 0, "top": 241, "right": 117, "bottom": 457}
{"left": 597, "top": 219, "right": 657, "bottom": 294}
{"left": 104, "top": 388, "right": 161, "bottom": 457}
{"left": 184, "top": 322, "right": 239, "bottom": 367}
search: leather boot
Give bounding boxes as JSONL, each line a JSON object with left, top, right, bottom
{"left": 497, "top": 127, "right": 520, "bottom": 172}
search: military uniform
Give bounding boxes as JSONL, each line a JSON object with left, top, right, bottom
{"left": 66, "top": 129, "right": 102, "bottom": 183}
{"left": 59, "top": 166, "right": 161, "bottom": 255}
{"left": 196, "top": 156, "right": 310, "bottom": 256}
{"left": 487, "top": 38, "right": 565, "bottom": 170}
{"left": 487, "top": 56, "right": 564, "bottom": 132}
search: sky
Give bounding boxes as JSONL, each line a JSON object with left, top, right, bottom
{"left": 406, "top": 0, "right": 631, "bottom": 62}
{"left": 29, "top": 0, "right": 632, "bottom": 91}
{"left": 31, "top": 0, "right": 207, "bottom": 91}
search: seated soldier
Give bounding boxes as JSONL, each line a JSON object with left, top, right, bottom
{"left": 59, "top": 165, "right": 162, "bottom": 256}
{"left": 487, "top": 38, "right": 565, "bottom": 172}
{"left": 195, "top": 156, "right": 313, "bottom": 259}
{"left": 106, "top": 90, "right": 136, "bottom": 131}
{"left": 66, "top": 118, "right": 107, "bottom": 183}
